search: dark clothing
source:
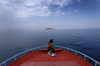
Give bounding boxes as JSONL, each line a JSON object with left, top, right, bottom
{"left": 48, "top": 47, "right": 54, "bottom": 52}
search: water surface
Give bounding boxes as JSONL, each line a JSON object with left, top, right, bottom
{"left": 0, "top": 29, "right": 100, "bottom": 63}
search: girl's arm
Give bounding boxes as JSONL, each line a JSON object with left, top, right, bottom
{"left": 50, "top": 43, "right": 54, "bottom": 46}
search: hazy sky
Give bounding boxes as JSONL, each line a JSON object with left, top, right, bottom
{"left": 0, "top": 0, "right": 100, "bottom": 30}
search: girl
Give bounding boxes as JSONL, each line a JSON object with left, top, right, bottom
{"left": 47, "top": 39, "right": 54, "bottom": 55}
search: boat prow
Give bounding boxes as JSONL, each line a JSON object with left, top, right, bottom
{"left": 0, "top": 46, "right": 99, "bottom": 66}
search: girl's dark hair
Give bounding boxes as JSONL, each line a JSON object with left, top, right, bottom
{"left": 49, "top": 39, "right": 53, "bottom": 44}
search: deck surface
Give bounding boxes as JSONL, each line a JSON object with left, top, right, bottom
{"left": 9, "top": 49, "right": 92, "bottom": 66}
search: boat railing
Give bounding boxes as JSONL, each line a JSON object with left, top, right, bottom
{"left": 0, "top": 46, "right": 47, "bottom": 66}
{"left": 55, "top": 45, "right": 99, "bottom": 66}
{"left": 0, "top": 45, "right": 99, "bottom": 66}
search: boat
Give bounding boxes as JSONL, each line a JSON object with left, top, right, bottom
{"left": 0, "top": 45, "right": 99, "bottom": 66}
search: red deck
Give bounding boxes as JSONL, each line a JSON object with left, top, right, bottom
{"left": 9, "top": 49, "right": 92, "bottom": 66}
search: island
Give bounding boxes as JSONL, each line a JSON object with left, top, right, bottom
{"left": 45, "top": 28, "right": 55, "bottom": 30}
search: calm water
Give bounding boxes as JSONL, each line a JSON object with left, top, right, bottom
{"left": 0, "top": 29, "right": 100, "bottom": 63}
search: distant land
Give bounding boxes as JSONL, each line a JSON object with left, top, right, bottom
{"left": 45, "top": 28, "right": 55, "bottom": 30}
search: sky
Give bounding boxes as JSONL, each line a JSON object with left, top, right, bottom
{"left": 0, "top": 0, "right": 100, "bottom": 30}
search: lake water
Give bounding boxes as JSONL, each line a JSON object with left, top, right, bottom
{"left": 0, "top": 29, "right": 100, "bottom": 64}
